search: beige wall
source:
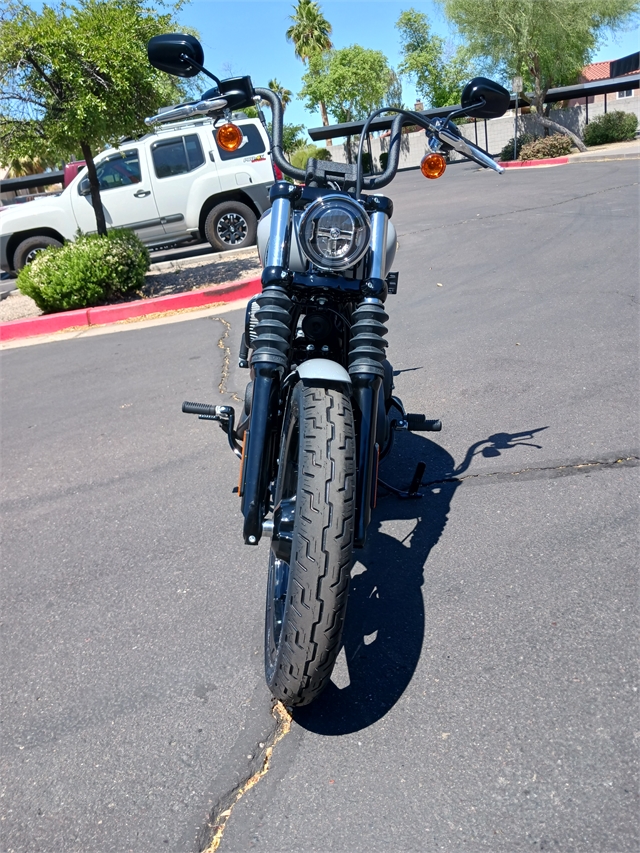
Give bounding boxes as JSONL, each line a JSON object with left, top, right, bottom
{"left": 324, "top": 97, "right": 639, "bottom": 167}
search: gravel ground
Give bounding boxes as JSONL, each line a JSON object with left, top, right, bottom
{"left": 0, "top": 246, "right": 262, "bottom": 324}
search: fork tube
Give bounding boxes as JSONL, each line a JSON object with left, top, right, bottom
{"left": 242, "top": 182, "right": 298, "bottom": 545}
{"left": 263, "top": 181, "right": 298, "bottom": 284}
{"left": 368, "top": 209, "right": 389, "bottom": 281}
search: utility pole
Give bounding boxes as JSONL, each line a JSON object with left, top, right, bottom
{"left": 512, "top": 76, "right": 523, "bottom": 160}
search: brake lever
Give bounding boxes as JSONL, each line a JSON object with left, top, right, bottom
{"left": 427, "top": 117, "right": 504, "bottom": 174}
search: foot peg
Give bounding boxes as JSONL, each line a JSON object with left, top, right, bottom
{"left": 182, "top": 402, "right": 242, "bottom": 458}
{"left": 183, "top": 401, "right": 229, "bottom": 420}
{"left": 394, "top": 414, "right": 442, "bottom": 432}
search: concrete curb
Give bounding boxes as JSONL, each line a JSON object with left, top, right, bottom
{"left": 501, "top": 156, "right": 569, "bottom": 168}
{"left": 0, "top": 276, "right": 261, "bottom": 343}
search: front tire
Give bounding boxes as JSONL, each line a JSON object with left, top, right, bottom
{"left": 265, "top": 381, "right": 355, "bottom": 706}
{"left": 203, "top": 201, "right": 257, "bottom": 252}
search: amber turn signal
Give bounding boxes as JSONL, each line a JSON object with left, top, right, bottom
{"left": 216, "top": 122, "right": 243, "bottom": 152}
{"left": 420, "top": 153, "right": 447, "bottom": 179}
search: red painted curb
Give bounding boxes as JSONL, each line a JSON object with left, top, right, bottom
{"left": 501, "top": 156, "right": 569, "bottom": 168}
{"left": 0, "top": 307, "right": 91, "bottom": 341}
{"left": 0, "top": 276, "right": 262, "bottom": 343}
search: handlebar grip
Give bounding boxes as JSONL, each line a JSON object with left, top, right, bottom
{"left": 255, "top": 88, "right": 307, "bottom": 183}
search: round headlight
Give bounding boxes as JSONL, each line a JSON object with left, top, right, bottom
{"left": 299, "top": 195, "right": 371, "bottom": 271}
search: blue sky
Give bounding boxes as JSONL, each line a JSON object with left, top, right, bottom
{"left": 176, "top": 0, "right": 639, "bottom": 137}
{"left": 25, "top": 0, "right": 640, "bottom": 138}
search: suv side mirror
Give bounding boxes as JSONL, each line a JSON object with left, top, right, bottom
{"left": 461, "top": 77, "right": 510, "bottom": 119}
{"left": 147, "top": 33, "right": 204, "bottom": 78}
{"left": 78, "top": 177, "right": 91, "bottom": 196}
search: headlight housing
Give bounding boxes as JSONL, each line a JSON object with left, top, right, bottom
{"left": 299, "top": 195, "right": 371, "bottom": 271}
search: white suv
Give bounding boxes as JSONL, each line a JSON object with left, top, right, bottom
{"left": 0, "top": 116, "right": 275, "bottom": 273}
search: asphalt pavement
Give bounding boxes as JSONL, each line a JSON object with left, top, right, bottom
{"left": 1, "top": 158, "right": 638, "bottom": 853}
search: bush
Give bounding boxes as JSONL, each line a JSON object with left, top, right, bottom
{"left": 379, "top": 151, "right": 389, "bottom": 171}
{"left": 289, "top": 144, "right": 332, "bottom": 171}
{"left": 583, "top": 110, "right": 638, "bottom": 146}
{"left": 499, "top": 132, "right": 536, "bottom": 162}
{"left": 17, "top": 229, "right": 149, "bottom": 314}
{"left": 519, "top": 134, "right": 574, "bottom": 160}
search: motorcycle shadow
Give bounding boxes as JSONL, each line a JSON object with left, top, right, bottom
{"left": 293, "top": 426, "right": 547, "bottom": 735}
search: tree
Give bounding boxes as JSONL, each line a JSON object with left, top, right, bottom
{"left": 0, "top": 0, "right": 187, "bottom": 235}
{"left": 282, "top": 122, "right": 307, "bottom": 154}
{"left": 386, "top": 68, "right": 405, "bottom": 111}
{"left": 286, "top": 0, "right": 333, "bottom": 128}
{"left": 440, "top": 0, "right": 639, "bottom": 150}
{"left": 300, "top": 45, "right": 398, "bottom": 163}
{"left": 268, "top": 78, "right": 293, "bottom": 112}
{"left": 300, "top": 45, "right": 397, "bottom": 124}
{"left": 396, "top": 7, "right": 476, "bottom": 108}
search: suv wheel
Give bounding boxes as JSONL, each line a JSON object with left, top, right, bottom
{"left": 13, "top": 236, "right": 63, "bottom": 271}
{"left": 204, "top": 202, "right": 257, "bottom": 252}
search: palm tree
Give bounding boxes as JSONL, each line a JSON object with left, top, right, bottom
{"left": 286, "top": 0, "right": 333, "bottom": 133}
{"left": 268, "top": 78, "right": 293, "bottom": 112}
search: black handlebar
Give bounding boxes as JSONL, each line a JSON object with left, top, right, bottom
{"left": 255, "top": 87, "right": 405, "bottom": 191}
{"left": 254, "top": 87, "right": 307, "bottom": 183}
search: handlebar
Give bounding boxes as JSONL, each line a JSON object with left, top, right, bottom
{"left": 254, "top": 87, "right": 307, "bottom": 183}
{"left": 143, "top": 87, "right": 502, "bottom": 190}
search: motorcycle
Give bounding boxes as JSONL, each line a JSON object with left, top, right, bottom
{"left": 146, "top": 33, "right": 510, "bottom": 706}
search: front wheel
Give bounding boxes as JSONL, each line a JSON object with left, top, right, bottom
{"left": 265, "top": 381, "right": 355, "bottom": 706}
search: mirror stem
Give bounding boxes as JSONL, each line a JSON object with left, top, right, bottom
{"left": 179, "top": 53, "right": 222, "bottom": 88}
{"left": 447, "top": 97, "right": 486, "bottom": 123}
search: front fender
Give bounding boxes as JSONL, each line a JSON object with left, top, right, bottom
{"left": 296, "top": 358, "right": 352, "bottom": 386}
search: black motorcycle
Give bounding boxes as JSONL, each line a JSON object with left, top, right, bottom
{"left": 146, "top": 34, "right": 510, "bottom": 706}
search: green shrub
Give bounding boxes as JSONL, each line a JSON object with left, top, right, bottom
{"left": 379, "top": 151, "right": 389, "bottom": 171}
{"left": 289, "top": 144, "right": 332, "bottom": 171}
{"left": 17, "top": 229, "right": 149, "bottom": 314}
{"left": 519, "top": 134, "right": 573, "bottom": 160}
{"left": 361, "top": 151, "right": 374, "bottom": 173}
{"left": 499, "top": 132, "right": 536, "bottom": 162}
{"left": 583, "top": 110, "right": 638, "bottom": 146}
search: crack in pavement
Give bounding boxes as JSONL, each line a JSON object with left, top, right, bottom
{"left": 211, "top": 316, "right": 242, "bottom": 403}
{"left": 418, "top": 455, "right": 639, "bottom": 489}
{"left": 199, "top": 701, "right": 291, "bottom": 853}
{"left": 401, "top": 180, "right": 639, "bottom": 237}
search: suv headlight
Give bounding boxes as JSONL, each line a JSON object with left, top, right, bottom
{"left": 299, "top": 195, "right": 371, "bottom": 271}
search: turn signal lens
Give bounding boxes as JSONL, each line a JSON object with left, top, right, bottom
{"left": 216, "top": 122, "right": 243, "bottom": 151}
{"left": 420, "top": 153, "right": 447, "bottom": 179}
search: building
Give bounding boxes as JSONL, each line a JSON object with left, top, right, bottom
{"left": 568, "top": 51, "right": 639, "bottom": 109}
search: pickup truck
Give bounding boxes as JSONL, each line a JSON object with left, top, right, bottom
{"left": 0, "top": 116, "right": 276, "bottom": 273}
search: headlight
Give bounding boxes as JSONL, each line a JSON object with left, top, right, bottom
{"left": 299, "top": 195, "right": 371, "bottom": 271}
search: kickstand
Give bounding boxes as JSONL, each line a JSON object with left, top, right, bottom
{"left": 378, "top": 461, "right": 426, "bottom": 499}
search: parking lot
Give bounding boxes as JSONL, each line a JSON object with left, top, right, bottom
{"left": 1, "top": 159, "right": 638, "bottom": 852}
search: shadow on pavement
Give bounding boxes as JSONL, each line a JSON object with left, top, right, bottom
{"left": 293, "top": 426, "right": 548, "bottom": 736}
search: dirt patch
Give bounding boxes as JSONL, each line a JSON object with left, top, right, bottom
{"left": 0, "top": 247, "right": 262, "bottom": 324}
